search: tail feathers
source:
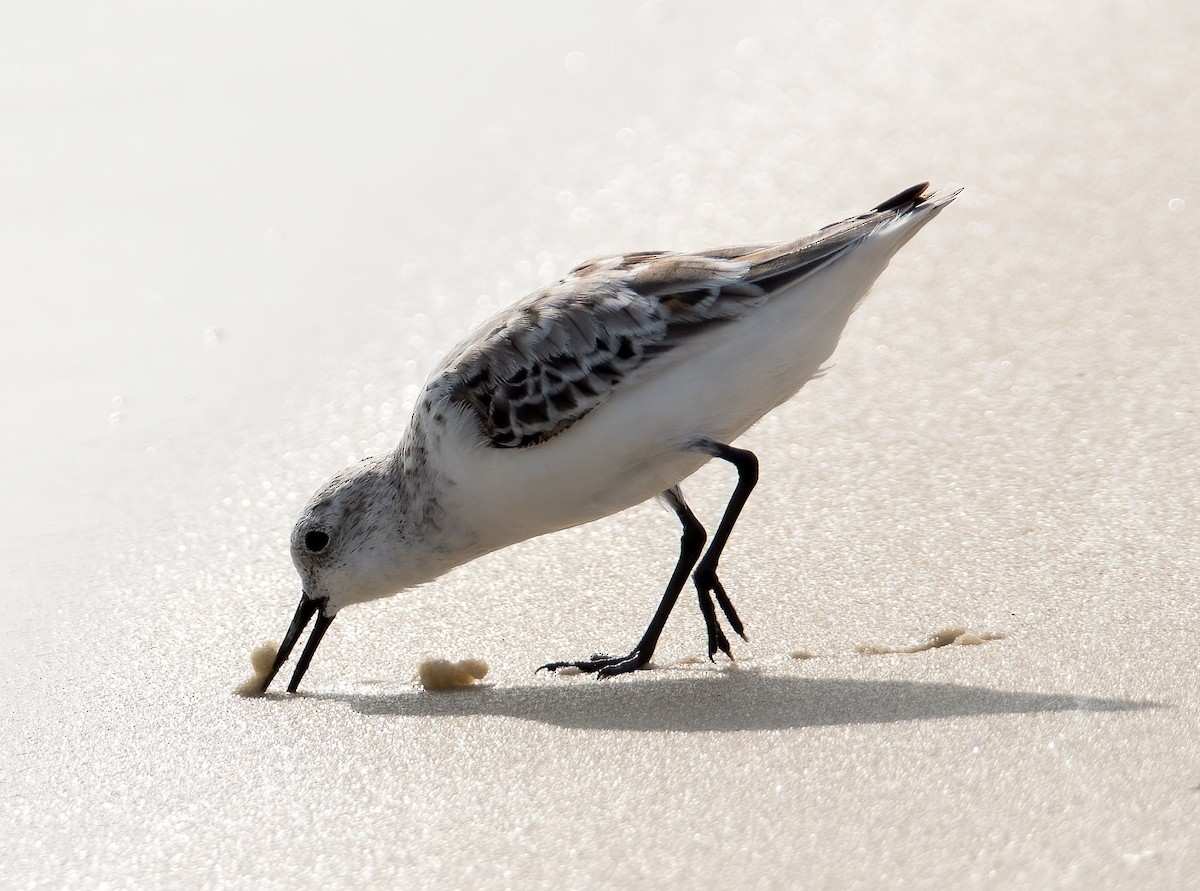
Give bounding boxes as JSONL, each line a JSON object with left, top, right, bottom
{"left": 741, "top": 182, "right": 960, "bottom": 293}
{"left": 872, "top": 182, "right": 932, "bottom": 213}
{"left": 873, "top": 182, "right": 964, "bottom": 215}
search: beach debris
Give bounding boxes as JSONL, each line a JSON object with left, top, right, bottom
{"left": 856, "top": 627, "right": 1005, "bottom": 656}
{"left": 234, "top": 643, "right": 281, "bottom": 697}
{"left": 416, "top": 657, "right": 489, "bottom": 691}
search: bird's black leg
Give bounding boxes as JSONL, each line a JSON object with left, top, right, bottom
{"left": 690, "top": 439, "right": 759, "bottom": 660}
{"left": 663, "top": 486, "right": 731, "bottom": 660}
{"left": 538, "top": 485, "right": 707, "bottom": 678}
{"left": 663, "top": 487, "right": 731, "bottom": 660}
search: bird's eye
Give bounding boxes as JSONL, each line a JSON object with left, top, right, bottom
{"left": 305, "top": 530, "right": 330, "bottom": 553}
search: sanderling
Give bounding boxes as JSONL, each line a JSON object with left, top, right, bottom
{"left": 257, "top": 182, "right": 961, "bottom": 693}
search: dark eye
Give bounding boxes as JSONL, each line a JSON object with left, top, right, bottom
{"left": 304, "top": 530, "right": 330, "bottom": 553}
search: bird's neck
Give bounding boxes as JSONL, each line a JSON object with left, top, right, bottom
{"left": 381, "top": 407, "right": 494, "bottom": 585}
{"left": 388, "top": 410, "right": 469, "bottom": 556}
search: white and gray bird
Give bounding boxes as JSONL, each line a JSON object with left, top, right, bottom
{"left": 258, "top": 182, "right": 961, "bottom": 693}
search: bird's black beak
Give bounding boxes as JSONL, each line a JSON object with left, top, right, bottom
{"left": 259, "top": 594, "right": 335, "bottom": 694}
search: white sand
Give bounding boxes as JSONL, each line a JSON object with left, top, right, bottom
{"left": 4, "top": 2, "right": 1199, "bottom": 888}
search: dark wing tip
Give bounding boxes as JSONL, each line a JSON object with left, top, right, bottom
{"left": 871, "top": 182, "right": 932, "bottom": 213}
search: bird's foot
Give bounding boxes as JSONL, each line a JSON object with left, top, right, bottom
{"left": 698, "top": 594, "right": 733, "bottom": 660}
{"left": 694, "top": 566, "right": 748, "bottom": 662}
{"left": 538, "top": 649, "right": 650, "bottom": 678}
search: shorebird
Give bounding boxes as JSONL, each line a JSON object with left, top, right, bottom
{"left": 257, "top": 182, "right": 960, "bottom": 693}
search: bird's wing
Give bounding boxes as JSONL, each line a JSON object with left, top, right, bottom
{"left": 434, "top": 256, "right": 762, "bottom": 448}
{"left": 434, "top": 186, "right": 931, "bottom": 448}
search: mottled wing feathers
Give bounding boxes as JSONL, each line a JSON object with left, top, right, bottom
{"left": 441, "top": 258, "right": 763, "bottom": 448}
{"left": 437, "top": 188, "right": 929, "bottom": 449}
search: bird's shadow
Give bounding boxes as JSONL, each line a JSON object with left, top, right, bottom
{"left": 307, "top": 670, "right": 1156, "bottom": 733}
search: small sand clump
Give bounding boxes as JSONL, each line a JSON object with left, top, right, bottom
{"left": 856, "top": 627, "right": 1006, "bottom": 656}
{"left": 417, "top": 658, "right": 489, "bottom": 691}
{"left": 234, "top": 643, "right": 280, "bottom": 697}
{"left": 855, "top": 642, "right": 895, "bottom": 656}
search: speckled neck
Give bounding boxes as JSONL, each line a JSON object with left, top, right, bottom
{"left": 390, "top": 410, "right": 451, "bottom": 546}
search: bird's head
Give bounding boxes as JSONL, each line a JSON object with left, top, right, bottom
{"left": 258, "top": 455, "right": 406, "bottom": 694}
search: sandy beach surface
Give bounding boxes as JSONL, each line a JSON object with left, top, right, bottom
{"left": 4, "top": 2, "right": 1198, "bottom": 887}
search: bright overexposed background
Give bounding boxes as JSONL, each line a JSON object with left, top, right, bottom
{"left": 3, "top": 2, "right": 1197, "bottom": 887}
